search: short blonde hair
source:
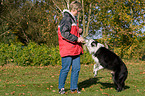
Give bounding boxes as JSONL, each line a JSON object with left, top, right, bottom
{"left": 70, "top": 1, "right": 82, "bottom": 11}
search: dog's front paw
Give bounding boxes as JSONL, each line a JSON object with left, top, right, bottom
{"left": 93, "top": 71, "right": 98, "bottom": 77}
{"left": 94, "top": 74, "right": 97, "bottom": 77}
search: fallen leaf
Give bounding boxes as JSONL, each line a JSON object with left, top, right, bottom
{"left": 102, "top": 92, "right": 109, "bottom": 96}
{"left": 5, "top": 93, "right": 9, "bottom": 95}
{"left": 11, "top": 91, "right": 15, "bottom": 95}
{"left": 140, "top": 72, "right": 145, "bottom": 74}
{"left": 82, "top": 88, "right": 85, "bottom": 91}
{"left": 22, "top": 84, "right": 26, "bottom": 86}
{"left": 100, "top": 88, "right": 103, "bottom": 91}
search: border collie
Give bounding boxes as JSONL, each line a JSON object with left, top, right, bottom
{"left": 85, "top": 39, "right": 128, "bottom": 92}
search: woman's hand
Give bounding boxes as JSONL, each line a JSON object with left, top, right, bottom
{"left": 77, "top": 37, "right": 84, "bottom": 43}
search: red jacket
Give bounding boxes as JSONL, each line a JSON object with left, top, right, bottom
{"left": 58, "top": 10, "right": 83, "bottom": 57}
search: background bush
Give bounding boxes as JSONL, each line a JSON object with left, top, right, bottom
{"left": 0, "top": 43, "right": 60, "bottom": 66}
{"left": 0, "top": 43, "right": 94, "bottom": 66}
{"left": 0, "top": 42, "right": 145, "bottom": 66}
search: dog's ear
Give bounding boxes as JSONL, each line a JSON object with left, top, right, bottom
{"left": 91, "top": 41, "right": 98, "bottom": 47}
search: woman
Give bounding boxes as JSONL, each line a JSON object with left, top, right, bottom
{"left": 58, "top": 1, "right": 84, "bottom": 94}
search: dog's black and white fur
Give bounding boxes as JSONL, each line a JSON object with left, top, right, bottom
{"left": 85, "top": 39, "right": 128, "bottom": 92}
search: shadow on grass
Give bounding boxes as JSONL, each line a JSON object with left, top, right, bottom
{"left": 64, "top": 77, "right": 100, "bottom": 93}
{"left": 78, "top": 77, "right": 101, "bottom": 90}
{"left": 78, "top": 77, "right": 130, "bottom": 91}
{"left": 97, "top": 82, "right": 129, "bottom": 89}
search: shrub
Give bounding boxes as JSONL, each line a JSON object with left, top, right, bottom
{"left": 80, "top": 50, "right": 95, "bottom": 64}
{"left": 0, "top": 42, "right": 95, "bottom": 66}
{"left": 0, "top": 43, "right": 9, "bottom": 65}
{"left": 14, "top": 42, "right": 62, "bottom": 66}
{"left": 0, "top": 42, "right": 61, "bottom": 66}
{"left": 1, "top": 40, "right": 144, "bottom": 66}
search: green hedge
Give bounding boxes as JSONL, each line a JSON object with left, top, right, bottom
{"left": 0, "top": 43, "right": 94, "bottom": 66}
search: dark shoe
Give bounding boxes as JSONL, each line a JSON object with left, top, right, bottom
{"left": 59, "top": 88, "right": 65, "bottom": 94}
{"left": 71, "top": 89, "right": 81, "bottom": 94}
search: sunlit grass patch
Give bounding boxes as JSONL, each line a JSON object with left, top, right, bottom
{"left": 0, "top": 60, "right": 145, "bottom": 96}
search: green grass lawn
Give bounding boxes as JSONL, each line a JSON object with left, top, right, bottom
{"left": 0, "top": 59, "right": 145, "bottom": 96}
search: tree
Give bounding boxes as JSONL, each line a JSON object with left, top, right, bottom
{"left": 88, "top": 0, "right": 145, "bottom": 58}
{"left": 0, "top": 0, "right": 60, "bottom": 46}
{"left": 0, "top": 0, "right": 144, "bottom": 59}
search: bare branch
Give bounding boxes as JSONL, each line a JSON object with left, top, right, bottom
{"left": 49, "top": 5, "right": 61, "bottom": 15}
{"left": 86, "top": 3, "right": 92, "bottom": 37}
{"left": 52, "top": 0, "right": 62, "bottom": 13}
{"left": 66, "top": 0, "right": 70, "bottom": 10}
{"left": 0, "top": 29, "right": 11, "bottom": 36}
{"left": 82, "top": 0, "right": 86, "bottom": 37}
{"left": 22, "top": 29, "right": 29, "bottom": 43}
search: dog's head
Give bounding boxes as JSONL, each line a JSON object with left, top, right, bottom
{"left": 85, "top": 39, "right": 104, "bottom": 54}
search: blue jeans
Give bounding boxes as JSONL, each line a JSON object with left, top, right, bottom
{"left": 58, "top": 55, "right": 80, "bottom": 90}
